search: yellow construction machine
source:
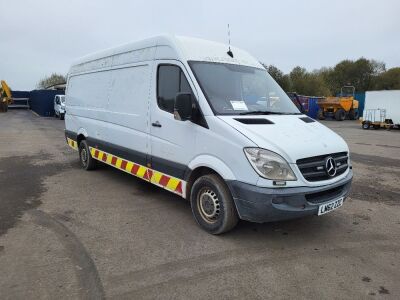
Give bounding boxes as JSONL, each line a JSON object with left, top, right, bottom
{"left": 317, "top": 86, "right": 359, "bottom": 121}
{"left": 0, "top": 80, "right": 13, "bottom": 112}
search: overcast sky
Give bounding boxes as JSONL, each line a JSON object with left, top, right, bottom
{"left": 1, "top": 0, "right": 399, "bottom": 90}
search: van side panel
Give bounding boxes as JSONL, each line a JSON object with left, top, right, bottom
{"left": 65, "top": 71, "right": 111, "bottom": 141}
{"left": 104, "top": 64, "right": 152, "bottom": 163}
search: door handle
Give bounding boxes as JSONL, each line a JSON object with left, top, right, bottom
{"left": 152, "top": 121, "right": 162, "bottom": 128}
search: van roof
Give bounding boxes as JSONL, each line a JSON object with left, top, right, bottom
{"left": 69, "top": 35, "right": 263, "bottom": 75}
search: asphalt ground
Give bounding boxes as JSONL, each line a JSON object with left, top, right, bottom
{"left": 0, "top": 109, "right": 399, "bottom": 299}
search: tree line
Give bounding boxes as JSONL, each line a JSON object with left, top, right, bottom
{"left": 262, "top": 58, "right": 400, "bottom": 96}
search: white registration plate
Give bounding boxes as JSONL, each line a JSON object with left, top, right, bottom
{"left": 318, "top": 197, "right": 343, "bottom": 216}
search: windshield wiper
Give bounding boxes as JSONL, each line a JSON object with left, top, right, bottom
{"left": 239, "top": 110, "right": 285, "bottom": 115}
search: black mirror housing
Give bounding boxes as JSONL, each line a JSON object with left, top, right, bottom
{"left": 174, "top": 93, "right": 192, "bottom": 121}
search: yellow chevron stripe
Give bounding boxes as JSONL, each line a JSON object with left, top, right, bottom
{"left": 116, "top": 158, "right": 122, "bottom": 168}
{"left": 166, "top": 177, "right": 180, "bottom": 191}
{"left": 88, "top": 147, "right": 186, "bottom": 197}
{"left": 67, "top": 138, "right": 78, "bottom": 151}
{"left": 150, "top": 170, "right": 163, "bottom": 184}
{"left": 125, "top": 161, "right": 134, "bottom": 172}
{"left": 136, "top": 166, "right": 147, "bottom": 178}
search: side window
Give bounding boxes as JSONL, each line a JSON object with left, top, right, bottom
{"left": 157, "top": 65, "right": 193, "bottom": 114}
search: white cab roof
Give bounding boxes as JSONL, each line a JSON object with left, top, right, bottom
{"left": 69, "top": 35, "right": 263, "bottom": 75}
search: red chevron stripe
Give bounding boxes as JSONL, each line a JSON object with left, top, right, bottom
{"left": 102, "top": 153, "right": 107, "bottom": 162}
{"left": 131, "top": 164, "right": 139, "bottom": 175}
{"left": 144, "top": 169, "right": 153, "bottom": 180}
{"left": 111, "top": 156, "right": 117, "bottom": 166}
{"left": 120, "top": 160, "right": 127, "bottom": 170}
{"left": 159, "top": 175, "right": 170, "bottom": 187}
{"left": 175, "top": 181, "right": 182, "bottom": 194}
{"left": 94, "top": 150, "right": 99, "bottom": 158}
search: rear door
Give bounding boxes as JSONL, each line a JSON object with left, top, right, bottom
{"left": 149, "top": 61, "right": 199, "bottom": 182}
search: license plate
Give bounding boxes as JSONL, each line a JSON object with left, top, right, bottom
{"left": 318, "top": 197, "right": 343, "bottom": 215}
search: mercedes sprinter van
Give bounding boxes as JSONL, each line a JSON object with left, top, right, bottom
{"left": 65, "top": 35, "right": 353, "bottom": 234}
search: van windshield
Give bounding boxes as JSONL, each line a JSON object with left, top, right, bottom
{"left": 189, "top": 61, "right": 300, "bottom": 115}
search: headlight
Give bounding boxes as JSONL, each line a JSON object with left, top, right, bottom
{"left": 244, "top": 148, "right": 297, "bottom": 181}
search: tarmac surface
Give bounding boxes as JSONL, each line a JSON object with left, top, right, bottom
{"left": 0, "top": 109, "right": 399, "bottom": 299}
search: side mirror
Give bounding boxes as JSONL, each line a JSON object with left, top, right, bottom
{"left": 174, "top": 93, "right": 192, "bottom": 121}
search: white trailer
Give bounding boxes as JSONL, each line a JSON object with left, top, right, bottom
{"left": 362, "top": 90, "right": 400, "bottom": 129}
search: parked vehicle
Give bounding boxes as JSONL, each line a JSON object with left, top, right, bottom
{"left": 0, "top": 80, "right": 12, "bottom": 112}
{"left": 317, "top": 86, "right": 359, "bottom": 121}
{"left": 362, "top": 90, "right": 400, "bottom": 130}
{"left": 65, "top": 35, "right": 353, "bottom": 234}
{"left": 54, "top": 95, "right": 66, "bottom": 120}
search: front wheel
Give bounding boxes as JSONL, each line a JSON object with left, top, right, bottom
{"left": 190, "top": 174, "right": 238, "bottom": 234}
{"left": 78, "top": 140, "right": 97, "bottom": 170}
{"left": 335, "top": 109, "right": 346, "bottom": 121}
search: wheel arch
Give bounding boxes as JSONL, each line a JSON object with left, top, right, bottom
{"left": 76, "top": 128, "right": 88, "bottom": 145}
{"left": 185, "top": 155, "right": 236, "bottom": 199}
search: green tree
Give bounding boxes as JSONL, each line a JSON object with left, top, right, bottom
{"left": 373, "top": 67, "right": 400, "bottom": 90}
{"left": 326, "top": 58, "right": 385, "bottom": 94}
{"left": 289, "top": 66, "right": 330, "bottom": 96}
{"left": 262, "top": 64, "right": 291, "bottom": 91}
{"left": 37, "top": 73, "right": 66, "bottom": 89}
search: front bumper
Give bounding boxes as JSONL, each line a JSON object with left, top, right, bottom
{"left": 227, "top": 170, "right": 353, "bottom": 223}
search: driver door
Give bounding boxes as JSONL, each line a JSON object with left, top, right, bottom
{"left": 149, "top": 61, "right": 199, "bottom": 184}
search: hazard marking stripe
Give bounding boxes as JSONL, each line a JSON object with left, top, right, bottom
{"left": 88, "top": 147, "right": 186, "bottom": 197}
{"left": 67, "top": 138, "right": 78, "bottom": 151}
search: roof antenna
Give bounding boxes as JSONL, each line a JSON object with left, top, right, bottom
{"left": 227, "top": 24, "right": 234, "bottom": 58}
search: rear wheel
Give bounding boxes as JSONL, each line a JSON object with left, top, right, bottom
{"left": 362, "top": 121, "right": 370, "bottom": 129}
{"left": 190, "top": 174, "right": 238, "bottom": 234}
{"left": 348, "top": 109, "right": 359, "bottom": 120}
{"left": 78, "top": 140, "right": 97, "bottom": 170}
{"left": 335, "top": 109, "right": 346, "bottom": 121}
{"left": 317, "top": 109, "right": 325, "bottom": 120}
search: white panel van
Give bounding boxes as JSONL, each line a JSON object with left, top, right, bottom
{"left": 65, "top": 35, "right": 353, "bottom": 234}
{"left": 54, "top": 95, "right": 66, "bottom": 120}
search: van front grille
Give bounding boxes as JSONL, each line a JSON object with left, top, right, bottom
{"left": 297, "top": 152, "right": 348, "bottom": 182}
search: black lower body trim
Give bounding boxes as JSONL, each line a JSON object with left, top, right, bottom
{"left": 65, "top": 129, "right": 77, "bottom": 141}
{"left": 65, "top": 131, "right": 188, "bottom": 180}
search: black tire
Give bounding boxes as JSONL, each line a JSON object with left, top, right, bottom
{"left": 362, "top": 122, "right": 370, "bottom": 130}
{"left": 78, "top": 140, "right": 97, "bottom": 170}
{"left": 317, "top": 109, "right": 325, "bottom": 120}
{"left": 334, "top": 109, "right": 346, "bottom": 121}
{"left": 190, "top": 174, "right": 238, "bottom": 234}
{"left": 60, "top": 113, "right": 65, "bottom": 120}
{"left": 348, "top": 109, "right": 359, "bottom": 120}
{"left": 373, "top": 124, "right": 380, "bottom": 130}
